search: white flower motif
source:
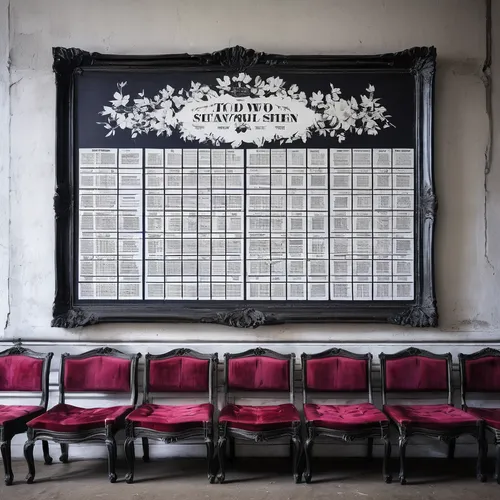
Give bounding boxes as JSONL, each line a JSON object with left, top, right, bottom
{"left": 360, "top": 94, "right": 374, "bottom": 109}
{"left": 232, "top": 73, "right": 252, "bottom": 84}
{"left": 172, "top": 95, "right": 185, "bottom": 108}
{"left": 117, "top": 113, "right": 134, "bottom": 129}
{"left": 110, "top": 92, "right": 130, "bottom": 107}
{"left": 160, "top": 85, "right": 175, "bottom": 98}
{"left": 265, "top": 76, "right": 284, "bottom": 93}
{"left": 310, "top": 91, "right": 324, "bottom": 108}
{"left": 101, "top": 106, "right": 116, "bottom": 118}
{"left": 216, "top": 76, "right": 231, "bottom": 91}
{"left": 98, "top": 76, "right": 394, "bottom": 145}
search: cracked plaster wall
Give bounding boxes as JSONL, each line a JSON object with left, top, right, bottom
{"left": 0, "top": 0, "right": 498, "bottom": 343}
{"left": 0, "top": 0, "right": 9, "bottom": 332}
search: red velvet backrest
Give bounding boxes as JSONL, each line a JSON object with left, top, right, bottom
{"left": 63, "top": 355, "right": 131, "bottom": 392}
{"left": 228, "top": 356, "right": 290, "bottom": 391}
{"left": 0, "top": 355, "right": 44, "bottom": 391}
{"left": 149, "top": 356, "right": 210, "bottom": 392}
{"left": 305, "top": 356, "right": 368, "bottom": 392}
{"left": 464, "top": 356, "right": 500, "bottom": 392}
{"left": 384, "top": 356, "right": 448, "bottom": 392}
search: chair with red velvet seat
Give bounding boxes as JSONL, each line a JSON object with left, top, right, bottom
{"left": 380, "top": 347, "right": 484, "bottom": 485}
{"left": 216, "top": 348, "right": 302, "bottom": 484}
{"left": 24, "top": 347, "right": 141, "bottom": 484}
{"left": 0, "top": 346, "right": 53, "bottom": 485}
{"left": 459, "top": 347, "right": 500, "bottom": 483}
{"left": 302, "top": 349, "right": 391, "bottom": 484}
{"left": 124, "top": 348, "right": 218, "bottom": 483}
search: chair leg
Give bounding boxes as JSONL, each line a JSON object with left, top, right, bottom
{"left": 228, "top": 436, "right": 235, "bottom": 462}
{"left": 291, "top": 434, "right": 302, "bottom": 484}
{"left": 447, "top": 438, "right": 456, "bottom": 460}
{"left": 142, "top": 437, "right": 150, "bottom": 462}
{"left": 398, "top": 433, "right": 408, "bottom": 485}
{"left": 216, "top": 434, "right": 227, "bottom": 484}
{"left": 24, "top": 433, "right": 36, "bottom": 484}
{"left": 382, "top": 435, "right": 392, "bottom": 483}
{"left": 477, "top": 426, "right": 487, "bottom": 482}
{"left": 124, "top": 437, "right": 135, "bottom": 484}
{"left": 105, "top": 434, "right": 118, "bottom": 483}
{"left": 495, "top": 443, "right": 500, "bottom": 485}
{"left": 206, "top": 439, "right": 216, "bottom": 483}
{"left": 1, "top": 439, "right": 14, "bottom": 486}
{"left": 42, "top": 440, "right": 53, "bottom": 465}
{"left": 59, "top": 443, "right": 69, "bottom": 463}
{"left": 303, "top": 435, "right": 314, "bottom": 484}
{"left": 367, "top": 437, "right": 374, "bottom": 461}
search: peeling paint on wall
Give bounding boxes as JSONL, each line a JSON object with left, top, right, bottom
{"left": 483, "top": 0, "right": 494, "bottom": 270}
{"left": 0, "top": 0, "right": 11, "bottom": 333}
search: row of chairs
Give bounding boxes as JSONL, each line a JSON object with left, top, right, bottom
{"left": 1, "top": 345, "right": 500, "bottom": 486}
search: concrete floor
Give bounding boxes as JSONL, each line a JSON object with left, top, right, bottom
{"left": 1, "top": 457, "right": 500, "bottom": 500}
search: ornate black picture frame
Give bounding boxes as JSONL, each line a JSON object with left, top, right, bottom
{"left": 52, "top": 45, "right": 437, "bottom": 328}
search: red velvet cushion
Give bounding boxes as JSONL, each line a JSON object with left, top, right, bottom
{"left": 304, "top": 403, "right": 388, "bottom": 430}
{"left": 466, "top": 407, "right": 500, "bottom": 429}
{"left": 385, "top": 356, "right": 448, "bottom": 392}
{"left": 0, "top": 405, "right": 44, "bottom": 425}
{"left": 384, "top": 404, "right": 479, "bottom": 429}
{"left": 464, "top": 357, "right": 500, "bottom": 392}
{"left": 228, "top": 356, "right": 290, "bottom": 391}
{"left": 0, "top": 355, "right": 44, "bottom": 391}
{"left": 149, "top": 357, "right": 209, "bottom": 392}
{"left": 27, "top": 403, "right": 133, "bottom": 432}
{"left": 64, "top": 356, "right": 131, "bottom": 392}
{"left": 126, "top": 403, "right": 213, "bottom": 432}
{"left": 306, "top": 357, "right": 368, "bottom": 392}
{"left": 219, "top": 403, "right": 300, "bottom": 431}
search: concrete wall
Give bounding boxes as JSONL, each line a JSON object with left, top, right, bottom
{"left": 1, "top": 0, "right": 499, "bottom": 460}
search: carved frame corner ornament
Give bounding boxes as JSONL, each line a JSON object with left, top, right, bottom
{"left": 388, "top": 299, "right": 438, "bottom": 328}
{"left": 409, "top": 46, "right": 437, "bottom": 82}
{"left": 201, "top": 308, "right": 277, "bottom": 328}
{"left": 52, "top": 47, "right": 95, "bottom": 79}
{"left": 51, "top": 308, "right": 98, "bottom": 328}
{"left": 52, "top": 45, "right": 437, "bottom": 328}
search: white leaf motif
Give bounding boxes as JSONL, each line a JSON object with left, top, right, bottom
{"left": 97, "top": 76, "right": 395, "bottom": 146}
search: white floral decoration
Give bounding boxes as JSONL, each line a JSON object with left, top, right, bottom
{"left": 98, "top": 74, "right": 394, "bottom": 145}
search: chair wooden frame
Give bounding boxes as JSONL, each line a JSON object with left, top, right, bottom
{"left": 459, "top": 347, "right": 500, "bottom": 484}
{"left": 380, "top": 347, "right": 485, "bottom": 485}
{"left": 124, "top": 348, "right": 218, "bottom": 484}
{"left": 0, "top": 345, "right": 53, "bottom": 485}
{"left": 23, "top": 347, "right": 141, "bottom": 484}
{"left": 302, "top": 348, "right": 391, "bottom": 483}
{"left": 216, "top": 347, "right": 302, "bottom": 483}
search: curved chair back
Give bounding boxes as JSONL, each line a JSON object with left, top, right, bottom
{"left": 301, "top": 348, "right": 372, "bottom": 404}
{"left": 0, "top": 345, "right": 53, "bottom": 409}
{"left": 143, "top": 348, "right": 218, "bottom": 405}
{"left": 59, "top": 347, "right": 141, "bottom": 405}
{"left": 223, "top": 348, "right": 295, "bottom": 405}
{"left": 379, "top": 347, "right": 452, "bottom": 405}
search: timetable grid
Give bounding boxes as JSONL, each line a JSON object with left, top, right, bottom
{"left": 78, "top": 147, "right": 415, "bottom": 301}
{"left": 78, "top": 149, "right": 119, "bottom": 300}
{"left": 117, "top": 148, "right": 143, "bottom": 300}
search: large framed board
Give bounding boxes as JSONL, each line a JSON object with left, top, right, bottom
{"left": 52, "top": 45, "right": 437, "bottom": 328}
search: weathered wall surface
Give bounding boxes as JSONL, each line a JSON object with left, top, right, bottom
{"left": 0, "top": 0, "right": 498, "bottom": 459}
{"left": 0, "top": 0, "right": 9, "bottom": 333}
